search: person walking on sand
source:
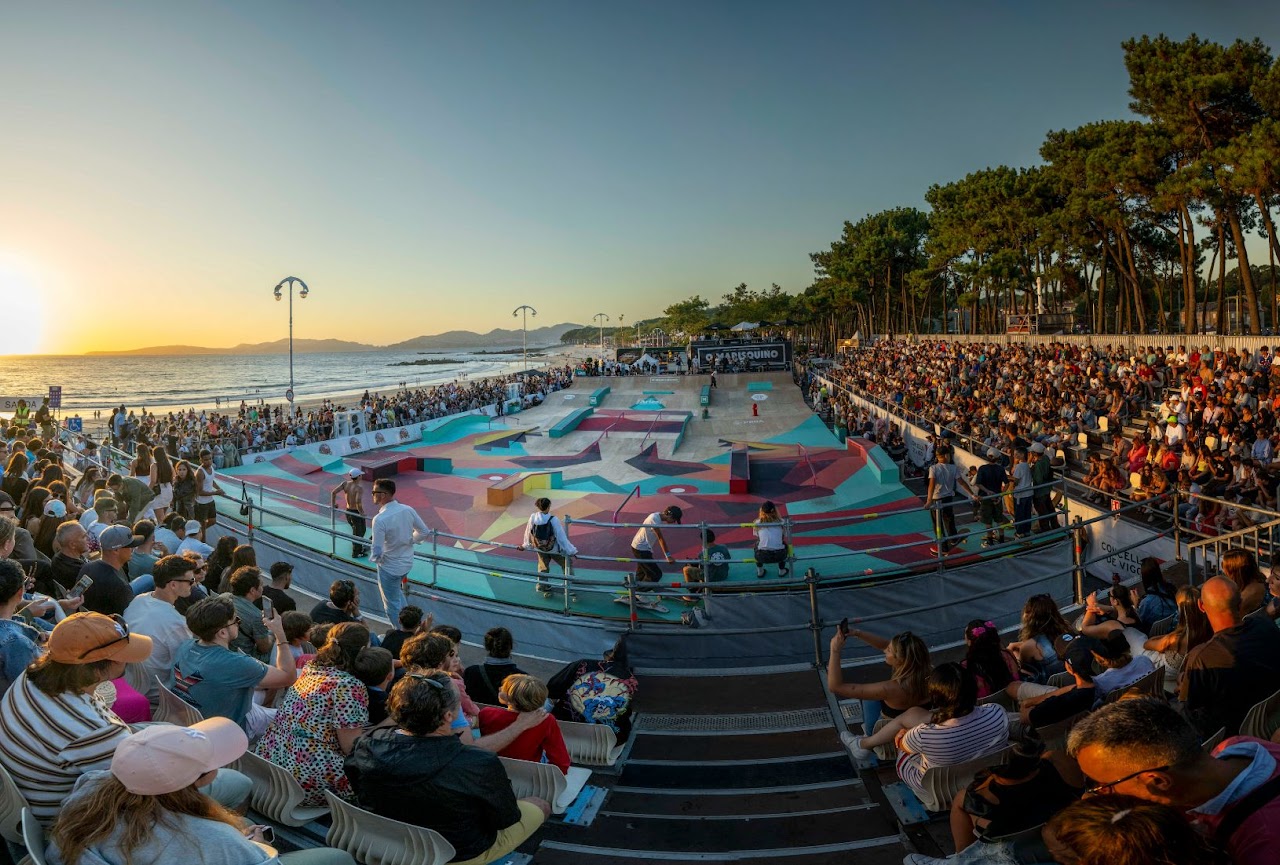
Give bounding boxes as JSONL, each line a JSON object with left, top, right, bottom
{"left": 332, "top": 469, "right": 369, "bottom": 558}
{"left": 369, "top": 479, "right": 428, "bottom": 624}
{"left": 517, "top": 498, "right": 578, "bottom": 598}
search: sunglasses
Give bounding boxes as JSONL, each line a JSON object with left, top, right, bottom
{"left": 1084, "top": 763, "right": 1171, "bottom": 796}
{"left": 225, "top": 616, "right": 242, "bottom": 630}
{"left": 77, "top": 614, "right": 132, "bottom": 661}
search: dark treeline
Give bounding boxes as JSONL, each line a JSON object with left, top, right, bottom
{"left": 564, "top": 35, "right": 1280, "bottom": 350}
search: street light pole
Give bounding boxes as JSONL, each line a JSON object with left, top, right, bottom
{"left": 273, "top": 276, "right": 310, "bottom": 415}
{"left": 512, "top": 305, "right": 537, "bottom": 371}
{"left": 593, "top": 313, "right": 610, "bottom": 363}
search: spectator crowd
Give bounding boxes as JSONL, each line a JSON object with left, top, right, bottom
{"left": 810, "top": 340, "right": 1280, "bottom": 534}
{"left": 0, "top": 405, "right": 635, "bottom": 865}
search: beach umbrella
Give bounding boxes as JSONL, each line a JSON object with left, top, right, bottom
{"left": 730, "top": 321, "right": 759, "bottom": 331}
{"left": 772, "top": 317, "right": 804, "bottom": 327}
{"left": 704, "top": 322, "right": 730, "bottom": 331}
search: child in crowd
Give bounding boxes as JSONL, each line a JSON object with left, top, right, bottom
{"left": 479, "top": 674, "right": 570, "bottom": 774}
{"left": 429, "top": 624, "right": 481, "bottom": 723}
{"left": 380, "top": 604, "right": 431, "bottom": 662}
{"left": 281, "top": 611, "right": 315, "bottom": 666}
{"left": 353, "top": 646, "right": 394, "bottom": 726}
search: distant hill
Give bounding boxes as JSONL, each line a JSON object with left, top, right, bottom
{"left": 85, "top": 324, "right": 582, "bottom": 356}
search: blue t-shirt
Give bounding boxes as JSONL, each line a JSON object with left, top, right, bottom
{"left": 171, "top": 639, "right": 266, "bottom": 730}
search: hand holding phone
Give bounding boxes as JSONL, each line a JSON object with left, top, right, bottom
{"left": 839, "top": 617, "right": 851, "bottom": 637}
{"left": 261, "top": 596, "right": 273, "bottom": 621}
{"left": 69, "top": 575, "right": 94, "bottom": 599}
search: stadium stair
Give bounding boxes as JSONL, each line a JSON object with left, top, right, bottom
{"left": 525, "top": 669, "right": 910, "bottom": 865}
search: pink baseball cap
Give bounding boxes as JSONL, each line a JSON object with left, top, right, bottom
{"left": 111, "top": 718, "right": 247, "bottom": 795}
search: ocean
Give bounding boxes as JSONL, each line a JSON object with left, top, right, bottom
{"left": 0, "top": 348, "right": 563, "bottom": 418}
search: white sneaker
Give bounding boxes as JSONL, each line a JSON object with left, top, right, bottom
{"left": 839, "top": 730, "right": 874, "bottom": 761}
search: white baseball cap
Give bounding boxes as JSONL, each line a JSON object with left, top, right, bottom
{"left": 111, "top": 719, "right": 247, "bottom": 795}
{"left": 348, "top": 469, "right": 362, "bottom": 478}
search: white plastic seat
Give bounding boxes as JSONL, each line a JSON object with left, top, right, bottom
{"left": 1034, "top": 710, "right": 1090, "bottom": 753}
{"left": 1201, "top": 727, "right": 1227, "bottom": 754}
{"left": 20, "top": 808, "right": 48, "bottom": 865}
{"left": 1147, "top": 614, "right": 1176, "bottom": 637}
{"left": 1104, "top": 666, "right": 1164, "bottom": 704}
{"left": 1098, "top": 416, "right": 1109, "bottom": 433}
{"left": 1239, "top": 687, "right": 1280, "bottom": 739}
{"left": 1077, "top": 433, "right": 1089, "bottom": 449}
{"left": 236, "top": 750, "right": 330, "bottom": 826}
{"left": 498, "top": 756, "right": 591, "bottom": 814}
{"left": 121, "top": 662, "right": 152, "bottom": 701}
{"left": 323, "top": 790, "right": 455, "bottom": 865}
{"left": 559, "top": 720, "right": 624, "bottom": 767}
{"left": 0, "top": 760, "right": 30, "bottom": 845}
{"left": 1046, "top": 671, "right": 1075, "bottom": 688}
{"left": 917, "top": 746, "right": 1012, "bottom": 812}
{"left": 153, "top": 679, "right": 203, "bottom": 727}
{"left": 1129, "top": 471, "right": 1143, "bottom": 490}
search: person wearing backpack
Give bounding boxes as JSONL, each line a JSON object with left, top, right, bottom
{"left": 517, "top": 497, "right": 577, "bottom": 598}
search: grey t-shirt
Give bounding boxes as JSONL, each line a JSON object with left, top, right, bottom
{"left": 46, "top": 770, "right": 276, "bottom": 865}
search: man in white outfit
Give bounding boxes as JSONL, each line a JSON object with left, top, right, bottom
{"left": 369, "top": 479, "right": 428, "bottom": 623}
{"left": 516, "top": 497, "right": 578, "bottom": 597}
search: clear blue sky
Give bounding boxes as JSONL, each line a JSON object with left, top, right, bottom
{"left": 1, "top": 1, "right": 1276, "bottom": 352}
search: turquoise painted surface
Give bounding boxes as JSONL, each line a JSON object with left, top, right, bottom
{"left": 631, "top": 399, "right": 665, "bottom": 410}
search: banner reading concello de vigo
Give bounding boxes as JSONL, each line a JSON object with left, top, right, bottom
{"left": 692, "top": 340, "right": 792, "bottom": 367}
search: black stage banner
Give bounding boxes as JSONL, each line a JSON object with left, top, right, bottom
{"left": 691, "top": 340, "right": 792, "bottom": 367}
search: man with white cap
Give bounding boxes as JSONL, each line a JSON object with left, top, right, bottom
{"left": 78, "top": 524, "right": 143, "bottom": 617}
{"left": 44, "top": 718, "right": 355, "bottom": 865}
{"left": 177, "top": 519, "right": 213, "bottom": 558}
{"left": 0, "top": 612, "right": 251, "bottom": 827}
{"left": 331, "top": 468, "right": 369, "bottom": 558}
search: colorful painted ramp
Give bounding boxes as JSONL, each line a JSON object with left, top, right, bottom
{"left": 217, "top": 372, "right": 962, "bottom": 622}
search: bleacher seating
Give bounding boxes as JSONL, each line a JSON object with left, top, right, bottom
{"left": 20, "top": 808, "right": 49, "bottom": 865}
{"left": 234, "top": 751, "right": 330, "bottom": 827}
{"left": 154, "top": 680, "right": 203, "bottom": 726}
{"left": 498, "top": 756, "right": 592, "bottom": 815}
{"left": 0, "top": 761, "right": 29, "bottom": 846}
{"left": 323, "top": 790, "right": 455, "bottom": 865}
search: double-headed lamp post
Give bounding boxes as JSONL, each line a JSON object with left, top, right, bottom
{"left": 273, "top": 276, "right": 309, "bottom": 415}
{"left": 512, "top": 305, "right": 537, "bottom": 371}
{"left": 593, "top": 313, "right": 610, "bottom": 362}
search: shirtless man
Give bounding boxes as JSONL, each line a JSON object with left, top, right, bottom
{"left": 331, "top": 469, "right": 369, "bottom": 558}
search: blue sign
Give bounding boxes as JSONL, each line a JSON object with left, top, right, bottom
{"left": 65, "top": 416, "right": 82, "bottom": 433}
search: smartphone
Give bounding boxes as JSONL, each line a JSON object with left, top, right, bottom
{"left": 260, "top": 826, "right": 275, "bottom": 845}
{"left": 262, "top": 596, "right": 273, "bottom": 621}
{"left": 839, "top": 617, "right": 850, "bottom": 637}
{"left": 69, "top": 575, "right": 94, "bottom": 598}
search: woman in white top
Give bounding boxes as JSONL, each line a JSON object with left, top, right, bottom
{"left": 753, "top": 500, "right": 789, "bottom": 579}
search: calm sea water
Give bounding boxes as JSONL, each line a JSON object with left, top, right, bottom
{"left": 0, "top": 349, "right": 557, "bottom": 416}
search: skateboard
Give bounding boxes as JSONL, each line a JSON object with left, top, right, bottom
{"left": 613, "top": 594, "right": 670, "bottom": 613}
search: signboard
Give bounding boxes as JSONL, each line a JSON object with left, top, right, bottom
{"left": 615, "top": 348, "right": 644, "bottom": 365}
{"left": 48, "top": 386, "right": 62, "bottom": 409}
{"left": 0, "top": 396, "right": 42, "bottom": 413}
{"left": 65, "top": 417, "right": 83, "bottom": 433}
{"left": 285, "top": 388, "right": 295, "bottom": 402}
{"left": 692, "top": 340, "right": 792, "bottom": 369}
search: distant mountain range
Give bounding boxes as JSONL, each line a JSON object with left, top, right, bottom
{"left": 84, "top": 323, "right": 583, "bottom": 356}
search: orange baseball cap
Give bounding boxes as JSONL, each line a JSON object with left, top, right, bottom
{"left": 47, "top": 613, "right": 153, "bottom": 665}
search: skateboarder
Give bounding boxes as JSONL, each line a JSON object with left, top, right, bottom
{"left": 331, "top": 468, "right": 369, "bottom": 557}
{"left": 616, "top": 505, "right": 682, "bottom": 611}
{"left": 517, "top": 497, "right": 578, "bottom": 597}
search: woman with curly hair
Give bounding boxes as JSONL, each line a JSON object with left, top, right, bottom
{"left": 253, "top": 622, "right": 370, "bottom": 806}
{"left": 1005, "top": 594, "right": 1076, "bottom": 683}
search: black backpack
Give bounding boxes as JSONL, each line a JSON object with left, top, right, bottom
{"left": 532, "top": 517, "right": 557, "bottom": 552}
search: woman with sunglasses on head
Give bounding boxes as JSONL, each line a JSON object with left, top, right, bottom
{"left": 346, "top": 670, "right": 551, "bottom": 865}
{"left": 47, "top": 718, "right": 355, "bottom": 865}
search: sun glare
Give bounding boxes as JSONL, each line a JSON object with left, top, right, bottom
{"left": 0, "top": 257, "right": 46, "bottom": 355}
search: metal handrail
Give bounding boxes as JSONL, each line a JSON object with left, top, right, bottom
{"left": 612, "top": 486, "right": 641, "bottom": 523}
{"left": 638, "top": 411, "right": 666, "bottom": 452}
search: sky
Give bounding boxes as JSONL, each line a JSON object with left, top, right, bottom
{"left": 1, "top": 2, "right": 1278, "bottom": 355}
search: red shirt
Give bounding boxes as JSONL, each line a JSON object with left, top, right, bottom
{"left": 1194, "top": 737, "right": 1280, "bottom": 865}
{"left": 477, "top": 707, "right": 571, "bottom": 774}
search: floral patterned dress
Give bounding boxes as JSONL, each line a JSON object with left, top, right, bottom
{"left": 253, "top": 662, "right": 369, "bottom": 806}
